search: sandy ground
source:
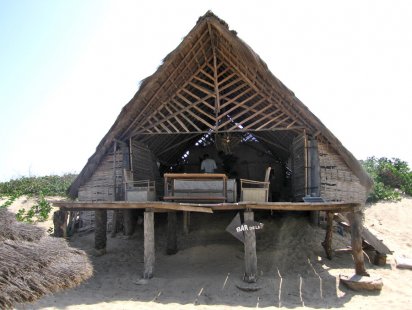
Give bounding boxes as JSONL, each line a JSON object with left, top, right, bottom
{"left": 3, "top": 197, "right": 412, "bottom": 309}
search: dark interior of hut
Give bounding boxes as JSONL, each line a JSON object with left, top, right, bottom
{"left": 130, "top": 128, "right": 305, "bottom": 203}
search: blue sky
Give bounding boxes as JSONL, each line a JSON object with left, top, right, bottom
{"left": 1, "top": 0, "right": 411, "bottom": 181}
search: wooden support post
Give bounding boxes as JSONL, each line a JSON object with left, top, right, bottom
{"left": 183, "top": 211, "right": 190, "bottom": 235}
{"left": 347, "top": 211, "right": 369, "bottom": 276}
{"left": 95, "top": 210, "right": 107, "bottom": 251}
{"left": 143, "top": 210, "right": 155, "bottom": 279}
{"left": 124, "top": 210, "right": 135, "bottom": 236}
{"left": 322, "top": 211, "right": 334, "bottom": 259}
{"left": 53, "top": 210, "right": 67, "bottom": 237}
{"left": 111, "top": 210, "right": 118, "bottom": 237}
{"left": 243, "top": 211, "right": 257, "bottom": 283}
{"left": 308, "top": 138, "right": 321, "bottom": 225}
{"left": 167, "top": 211, "right": 178, "bottom": 255}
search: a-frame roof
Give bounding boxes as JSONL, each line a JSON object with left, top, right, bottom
{"left": 69, "top": 11, "right": 372, "bottom": 197}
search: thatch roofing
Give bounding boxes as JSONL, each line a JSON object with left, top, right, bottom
{"left": 0, "top": 209, "right": 92, "bottom": 309}
{"left": 69, "top": 11, "right": 372, "bottom": 198}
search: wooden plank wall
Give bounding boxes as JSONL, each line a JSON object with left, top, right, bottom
{"left": 318, "top": 142, "right": 367, "bottom": 203}
{"left": 291, "top": 134, "right": 306, "bottom": 201}
{"left": 131, "top": 140, "right": 163, "bottom": 198}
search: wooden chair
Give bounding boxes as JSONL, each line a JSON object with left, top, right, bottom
{"left": 240, "top": 167, "right": 272, "bottom": 202}
{"left": 123, "top": 169, "right": 155, "bottom": 201}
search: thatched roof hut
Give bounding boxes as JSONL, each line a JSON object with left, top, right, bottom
{"left": 0, "top": 209, "right": 92, "bottom": 309}
{"left": 68, "top": 11, "right": 371, "bottom": 205}
{"left": 54, "top": 11, "right": 375, "bottom": 281}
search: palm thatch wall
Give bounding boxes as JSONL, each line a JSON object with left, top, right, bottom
{"left": 0, "top": 209, "right": 92, "bottom": 309}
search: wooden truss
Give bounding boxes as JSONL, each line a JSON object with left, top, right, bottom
{"left": 124, "top": 21, "right": 312, "bottom": 139}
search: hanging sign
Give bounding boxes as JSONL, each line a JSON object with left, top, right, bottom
{"left": 225, "top": 212, "right": 264, "bottom": 243}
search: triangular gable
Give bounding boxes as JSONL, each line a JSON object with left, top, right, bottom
{"left": 69, "top": 11, "right": 372, "bottom": 197}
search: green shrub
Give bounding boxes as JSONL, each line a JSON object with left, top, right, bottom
{"left": 361, "top": 157, "right": 412, "bottom": 202}
{"left": 0, "top": 174, "right": 77, "bottom": 198}
{"left": 0, "top": 173, "right": 77, "bottom": 221}
{"left": 15, "top": 195, "right": 52, "bottom": 222}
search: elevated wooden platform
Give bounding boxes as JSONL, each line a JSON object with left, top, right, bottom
{"left": 52, "top": 200, "right": 367, "bottom": 281}
{"left": 52, "top": 200, "right": 361, "bottom": 213}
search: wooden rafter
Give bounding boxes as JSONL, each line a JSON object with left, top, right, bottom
{"left": 128, "top": 23, "right": 312, "bottom": 138}
{"left": 121, "top": 27, "right": 213, "bottom": 139}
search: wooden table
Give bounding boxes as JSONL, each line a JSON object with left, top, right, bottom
{"left": 163, "top": 173, "right": 228, "bottom": 202}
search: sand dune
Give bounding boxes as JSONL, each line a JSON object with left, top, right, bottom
{"left": 4, "top": 197, "right": 412, "bottom": 309}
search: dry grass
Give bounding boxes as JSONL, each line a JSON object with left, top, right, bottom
{"left": 0, "top": 209, "right": 93, "bottom": 309}
{"left": 0, "top": 208, "right": 44, "bottom": 242}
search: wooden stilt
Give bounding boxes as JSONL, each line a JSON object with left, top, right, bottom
{"left": 95, "top": 210, "right": 107, "bottom": 251}
{"left": 243, "top": 210, "right": 257, "bottom": 283}
{"left": 347, "top": 211, "right": 369, "bottom": 276}
{"left": 111, "top": 210, "right": 118, "bottom": 238}
{"left": 167, "top": 211, "right": 178, "bottom": 255}
{"left": 183, "top": 211, "right": 190, "bottom": 235}
{"left": 124, "top": 210, "right": 135, "bottom": 236}
{"left": 143, "top": 210, "right": 155, "bottom": 279}
{"left": 53, "top": 210, "right": 67, "bottom": 238}
{"left": 310, "top": 211, "right": 319, "bottom": 226}
{"left": 322, "top": 211, "right": 334, "bottom": 259}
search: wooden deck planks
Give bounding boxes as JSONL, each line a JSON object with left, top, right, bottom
{"left": 52, "top": 200, "right": 360, "bottom": 213}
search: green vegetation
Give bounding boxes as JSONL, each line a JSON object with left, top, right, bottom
{"left": 0, "top": 174, "right": 76, "bottom": 198}
{"left": 0, "top": 174, "right": 77, "bottom": 222}
{"left": 15, "top": 195, "right": 53, "bottom": 223}
{"left": 361, "top": 157, "right": 412, "bottom": 202}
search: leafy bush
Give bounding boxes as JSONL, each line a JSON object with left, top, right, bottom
{"left": 361, "top": 157, "right": 412, "bottom": 202}
{"left": 15, "top": 195, "right": 52, "bottom": 223}
{"left": 0, "top": 174, "right": 77, "bottom": 198}
{"left": 0, "top": 174, "right": 77, "bottom": 222}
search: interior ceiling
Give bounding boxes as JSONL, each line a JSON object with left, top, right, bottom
{"left": 119, "top": 19, "right": 316, "bottom": 165}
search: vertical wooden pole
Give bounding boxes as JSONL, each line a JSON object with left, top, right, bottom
{"left": 303, "top": 130, "right": 308, "bottom": 196}
{"left": 95, "top": 210, "right": 107, "bottom": 251}
{"left": 243, "top": 210, "right": 257, "bottom": 283}
{"left": 322, "top": 211, "right": 334, "bottom": 259}
{"left": 183, "top": 211, "right": 190, "bottom": 235}
{"left": 347, "top": 211, "right": 369, "bottom": 276}
{"left": 124, "top": 210, "right": 135, "bottom": 236}
{"left": 167, "top": 211, "right": 178, "bottom": 255}
{"left": 111, "top": 210, "right": 118, "bottom": 237}
{"left": 129, "top": 137, "right": 133, "bottom": 172}
{"left": 111, "top": 141, "right": 118, "bottom": 237}
{"left": 53, "top": 210, "right": 67, "bottom": 237}
{"left": 309, "top": 138, "right": 321, "bottom": 225}
{"left": 143, "top": 210, "right": 155, "bottom": 279}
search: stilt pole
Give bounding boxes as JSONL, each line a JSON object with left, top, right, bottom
{"left": 95, "top": 210, "right": 107, "bottom": 251}
{"left": 243, "top": 210, "right": 257, "bottom": 283}
{"left": 143, "top": 210, "right": 155, "bottom": 279}
{"left": 347, "top": 210, "right": 369, "bottom": 276}
{"left": 322, "top": 211, "right": 334, "bottom": 259}
{"left": 167, "top": 211, "right": 178, "bottom": 255}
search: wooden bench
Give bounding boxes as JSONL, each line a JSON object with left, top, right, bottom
{"left": 163, "top": 173, "right": 229, "bottom": 202}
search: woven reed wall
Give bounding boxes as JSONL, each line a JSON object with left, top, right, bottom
{"left": 318, "top": 142, "right": 367, "bottom": 203}
{"left": 78, "top": 151, "right": 123, "bottom": 201}
{"left": 77, "top": 150, "right": 123, "bottom": 230}
{"left": 131, "top": 140, "right": 163, "bottom": 198}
